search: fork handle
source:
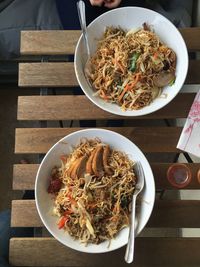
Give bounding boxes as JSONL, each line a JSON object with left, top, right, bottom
{"left": 124, "top": 194, "right": 137, "bottom": 264}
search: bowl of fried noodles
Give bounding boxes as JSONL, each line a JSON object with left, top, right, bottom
{"left": 74, "top": 6, "right": 188, "bottom": 116}
{"left": 35, "top": 128, "right": 155, "bottom": 253}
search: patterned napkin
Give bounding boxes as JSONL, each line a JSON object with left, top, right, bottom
{"left": 177, "top": 90, "right": 200, "bottom": 158}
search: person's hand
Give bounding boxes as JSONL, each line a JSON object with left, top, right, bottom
{"left": 89, "top": 0, "right": 104, "bottom": 6}
{"left": 89, "top": 0, "right": 122, "bottom": 8}
{"left": 104, "top": 0, "right": 122, "bottom": 8}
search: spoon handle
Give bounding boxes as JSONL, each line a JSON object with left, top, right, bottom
{"left": 124, "top": 194, "right": 137, "bottom": 264}
{"left": 77, "top": 0, "right": 90, "bottom": 56}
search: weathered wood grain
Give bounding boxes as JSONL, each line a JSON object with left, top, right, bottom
{"left": 15, "top": 127, "right": 182, "bottom": 154}
{"left": 13, "top": 163, "right": 200, "bottom": 190}
{"left": 17, "top": 94, "right": 195, "bottom": 120}
{"left": 9, "top": 237, "right": 200, "bottom": 267}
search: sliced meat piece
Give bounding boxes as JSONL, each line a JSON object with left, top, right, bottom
{"left": 143, "top": 22, "right": 151, "bottom": 31}
{"left": 71, "top": 155, "right": 88, "bottom": 179}
{"left": 92, "top": 145, "right": 104, "bottom": 177}
{"left": 151, "top": 86, "right": 160, "bottom": 100}
{"left": 153, "top": 71, "right": 175, "bottom": 88}
{"left": 163, "top": 60, "right": 170, "bottom": 71}
{"left": 66, "top": 161, "right": 76, "bottom": 177}
{"left": 77, "top": 155, "right": 88, "bottom": 178}
{"left": 103, "top": 145, "right": 113, "bottom": 175}
{"left": 169, "top": 50, "right": 177, "bottom": 68}
{"left": 86, "top": 149, "right": 96, "bottom": 175}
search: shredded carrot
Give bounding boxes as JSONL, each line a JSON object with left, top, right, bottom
{"left": 112, "top": 58, "right": 124, "bottom": 74}
{"left": 100, "top": 90, "right": 109, "bottom": 100}
{"left": 153, "top": 52, "right": 158, "bottom": 59}
{"left": 58, "top": 216, "right": 69, "bottom": 229}
{"left": 116, "top": 60, "right": 124, "bottom": 74}
{"left": 60, "top": 155, "right": 67, "bottom": 163}
{"left": 113, "top": 202, "right": 120, "bottom": 213}
{"left": 87, "top": 203, "right": 97, "bottom": 209}
{"left": 69, "top": 198, "right": 77, "bottom": 206}
{"left": 110, "top": 215, "right": 118, "bottom": 222}
{"left": 118, "top": 73, "right": 140, "bottom": 102}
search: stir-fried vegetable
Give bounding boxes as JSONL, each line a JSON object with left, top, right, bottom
{"left": 86, "top": 25, "right": 177, "bottom": 110}
{"left": 118, "top": 73, "right": 140, "bottom": 102}
{"left": 48, "top": 139, "right": 136, "bottom": 244}
{"left": 58, "top": 216, "right": 69, "bottom": 229}
{"left": 129, "top": 53, "right": 140, "bottom": 72}
{"left": 169, "top": 78, "right": 176, "bottom": 86}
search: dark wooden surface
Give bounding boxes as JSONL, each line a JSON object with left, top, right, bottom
{"left": 10, "top": 27, "right": 200, "bottom": 267}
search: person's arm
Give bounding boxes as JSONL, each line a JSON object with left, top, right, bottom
{"left": 89, "top": 0, "right": 122, "bottom": 8}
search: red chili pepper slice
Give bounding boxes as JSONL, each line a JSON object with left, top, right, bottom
{"left": 58, "top": 216, "right": 69, "bottom": 229}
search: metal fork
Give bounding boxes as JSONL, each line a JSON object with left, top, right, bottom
{"left": 77, "top": 0, "right": 94, "bottom": 87}
{"left": 77, "top": 0, "right": 91, "bottom": 58}
{"left": 124, "top": 161, "right": 145, "bottom": 264}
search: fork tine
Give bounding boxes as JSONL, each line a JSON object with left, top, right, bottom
{"left": 134, "top": 162, "right": 139, "bottom": 180}
{"left": 135, "top": 161, "right": 145, "bottom": 188}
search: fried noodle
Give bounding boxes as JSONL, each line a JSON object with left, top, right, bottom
{"left": 86, "top": 24, "right": 176, "bottom": 110}
{"left": 47, "top": 139, "right": 136, "bottom": 244}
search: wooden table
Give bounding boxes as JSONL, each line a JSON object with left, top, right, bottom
{"left": 10, "top": 28, "right": 200, "bottom": 267}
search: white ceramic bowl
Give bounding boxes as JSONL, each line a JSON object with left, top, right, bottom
{"left": 74, "top": 6, "right": 188, "bottom": 116}
{"left": 35, "top": 128, "right": 155, "bottom": 253}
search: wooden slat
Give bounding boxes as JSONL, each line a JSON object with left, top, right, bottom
{"left": 18, "top": 62, "right": 77, "bottom": 87}
{"left": 11, "top": 199, "right": 200, "bottom": 228}
{"left": 20, "top": 28, "right": 200, "bottom": 56}
{"left": 17, "top": 94, "right": 195, "bottom": 120}
{"left": 180, "top": 27, "right": 200, "bottom": 51}
{"left": 152, "top": 163, "right": 200, "bottom": 190}
{"left": 15, "top": 127, "right": 181, "bottom": 154}
{"left": 18, "top": 60, "right": 200, "bottom": 87}
{"left": 9, "top": 237, "right": 200, "bottom": 267}
{"left": 20, "top": 30, "right": 81, "bottom": 55}
{"left": 186, "top": 60, "right": 200, "bottom": 84}
{"left": 12, "top": 163, "right": 200, "bottom": 190}
{"left": 13, "top": 164, "right": 38, "bottom": 190}
{"left": 148, "top": 200, "right": 200, "bottom": 228}
{"left": 11, "top": 200, "right": 39, "bottom": 227}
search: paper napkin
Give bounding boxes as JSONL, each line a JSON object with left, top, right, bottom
{"left": 177, "top": 90, "right": 200, "bottom": 158}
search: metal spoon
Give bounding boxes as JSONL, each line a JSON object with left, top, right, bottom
{"left": 124, "top": 161, "right": 145, "bottom": 264}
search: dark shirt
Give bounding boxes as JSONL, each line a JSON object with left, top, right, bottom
{"left": 56, "top": 0, "right": 146, "bottom": 29}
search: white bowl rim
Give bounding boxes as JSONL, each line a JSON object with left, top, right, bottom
{"left": 35, "top": 128, "right": 155, "bottom": 253}
{"left": 74, "top": 6, "right": 189, "bottom": 117}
